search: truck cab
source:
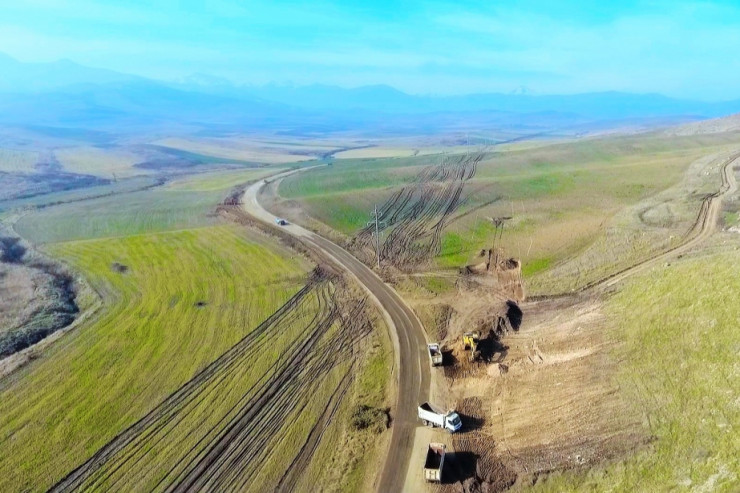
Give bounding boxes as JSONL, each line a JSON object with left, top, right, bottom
{"left": 444, "top": 412, "right": 462, "bottom": 432}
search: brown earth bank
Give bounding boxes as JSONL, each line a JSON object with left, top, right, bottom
{"left": 0, "top": 231, "right": 80, "bottom": 360}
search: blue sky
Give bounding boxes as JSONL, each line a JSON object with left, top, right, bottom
{"left": 2, "top": 0, "right": 740, "bottom": 99}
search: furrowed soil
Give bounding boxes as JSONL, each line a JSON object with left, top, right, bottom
{"left": 350, "top": 152, "right": 482, "bottom": 270}
{"left": 50, "top": 271, "right": 375, "bottom": 492}
{"left": 0, "top": 225, "right": 312, "bottom": 491}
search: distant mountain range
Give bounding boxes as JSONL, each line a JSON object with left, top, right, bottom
{"left": 1, "top": 53, "right": 740, "bottom": 136}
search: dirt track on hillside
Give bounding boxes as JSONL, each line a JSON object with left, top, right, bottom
{"left": 530, "top": 151, "right": 740, "bottom": 300}
{"left": 593, "top": 151, "right": 739, "bottom": 289}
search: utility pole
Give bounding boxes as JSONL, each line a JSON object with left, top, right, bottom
{"left": 367, "top": 204, "right": 385, "bottom": 269}
{"left": 374, "top": 204, "right": 380, "bottom": 269}
{"left": 486, "top": 216, "right": 512, "bottom": 270}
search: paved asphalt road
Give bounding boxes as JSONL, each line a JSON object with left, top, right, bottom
{"left": 242, "top": 168, "right": 431, "bottom": 492}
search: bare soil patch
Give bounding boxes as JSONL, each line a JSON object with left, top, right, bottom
{"left": 464, "top": 297, "right": 645, "bottom": 487}
{"left": 406, "top": 262, "right": 644, "bottom": 492}
{"left": 110, "top": 262, "right": 128, "bottom": 273}
{"left": 438, "top": 397, "right": 518, "bottom": 493}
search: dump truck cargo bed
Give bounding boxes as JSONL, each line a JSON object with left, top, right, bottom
{"left": 427, "top": 343, "right": 443, "bottom": 366}
{"left": 423, "top": 443, "right": 446, "bottom": 482}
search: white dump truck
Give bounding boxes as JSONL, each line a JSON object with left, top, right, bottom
{"left": 427, "top": 343, "right": 443, "bottom": 366}
{"left": 418, "top": 402, "right": 462, "bottom": 432}
{"left": 423, "top": 443, "right": 446, "bottom": 482}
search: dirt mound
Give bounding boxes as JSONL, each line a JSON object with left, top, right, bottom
{"left": 349, "top": 405, "right": 389, "bottom": 433}
{"left": 462, "top": 249, "right": 525, "bottom": 301}
{"left": 462, "top": 262, "right": 488, "bottom": 275}
{"left": 443, "top": 335, "right": 509, "bottom": 381}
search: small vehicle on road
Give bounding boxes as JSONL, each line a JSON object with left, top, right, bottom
{"left": 418, "top": 402, "right": 462, "bottom": 432}
{"left": 423, "top": 443, "right": 446, "bottom": 482}
{"left": 275, "top": 218, "right": 288, "bottom": 226}
{"left": 427, "top": 343, "right": 443, "bottom": 366}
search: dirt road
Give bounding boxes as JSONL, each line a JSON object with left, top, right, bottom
{"left": 242, "top": 168, "right": 432, "bottom": 492}
{"left": 586, "top": 152, "right": 740, "bottom": 290}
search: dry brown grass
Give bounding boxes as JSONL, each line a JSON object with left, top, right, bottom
{"left": 0, "top": 263, "right": 37, "bottom": 334}
{"left": 528, "top": 148, "right": 740, "bottom": 294}
{"left": 55, "top": 146, "right": 145, "bottom": 178}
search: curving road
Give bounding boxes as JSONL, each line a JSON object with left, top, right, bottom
{"left": 242, "top": 167, "right": 431, "bottom": 492}
{"left": 237, "top": 151, "right": 740, "bottom": 490}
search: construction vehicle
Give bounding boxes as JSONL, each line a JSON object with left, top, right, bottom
{"left": 423, "top": 443, "right": 446, "bottom": 482}
{"left": 427, "top": 343, "right": 443, "bottom": 366}
{"left": 418, "top": 402, "right": 462, "bottom": 432}
{"left": 462, "top": 331, "right": 481, "bottom": 362}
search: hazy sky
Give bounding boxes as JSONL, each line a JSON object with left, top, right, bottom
{"left": 2, "top": 0, "right": 740, "bottom": 98}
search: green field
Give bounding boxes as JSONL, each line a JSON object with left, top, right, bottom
{"left": 530, "top": 248, "right": 740, "bottom": 491}
{"left": 13, "top": 168, "right": 294, "bottom": 244}
{"left": 0, "top": 176, "right": 161, "bottom": 214}
{"left": 14, "top": 187, "right": 224, "bottom": 243}
{"left": 0, "top": 225, "right": 312, "bottom": 491}
{"left": 153, "top": 137, "right": 330, "bottom": 165}
{"left": 279, "top": 132, "right": 740, "bottom": 288}
{"left": 279, "top": 156, "right": 426, "bottom": 201}
{"left": 164, "top": 167, "right": 279, "bottom": 192}
{"left": 1, "top": 160, "right": 392, "bottom": 492}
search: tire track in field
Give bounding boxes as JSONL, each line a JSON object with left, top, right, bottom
{"left": 275, "top": 370, "right": 354, "bottom": 492}
{"left": 351, "top": 152, "right": 483, "bottom": 269}
{"left": 50, "top": 270, "right": 372, "bottom": 493}
{"left": 169, "top": 295, "right": 372, "bottom": 492}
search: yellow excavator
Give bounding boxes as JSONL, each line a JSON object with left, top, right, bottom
{"left": 462, "top": 331, "right": 480, "bottom": 362}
